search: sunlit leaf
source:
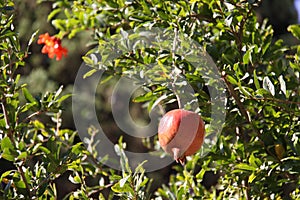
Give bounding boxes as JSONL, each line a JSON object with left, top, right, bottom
{"left": 288, "top": 24, "right": 300, "bottom": 40}
{"left": 263, "top": 76, "right": 275, "bottom": 96}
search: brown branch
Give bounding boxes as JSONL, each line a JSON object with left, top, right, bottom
{"left": 222, "top": 73, "right": 250, "bottom": 123}
{"left": 1, "top": 101, "right": 15, "bottom": 144}
{"left": 21, "top": 110, "right": 45, "bottom": 123}
{"left": 222, "top": 72, "right": 280, "bottom": 161}
{"left": 87, "top": 183, "right": 114, "bottom": 197}
{"left": 17, "top": 164, "right": 32, "bottom": 197}
{"left": 250, "top": 96, "right": 300, "bottom": 105}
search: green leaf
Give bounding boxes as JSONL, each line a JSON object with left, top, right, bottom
{"left": 243, "top": 48, "right": 252, "bottom": 64}
{"left": 235, "top": 163, "right": 256, "bottom": 171}
{"left": 32, "top": 120, "right": 45, "bottom": 129}
{"left": 20, "top": 102, "right": 37, "bottom": 113}
{"left": 248, "top": 172, "right": 256, "bottom": 183}
{"left": 54, "top": 85, "right": 63, "bottom": 99}
{"left": 177, "top": 186, "right": 185, "bottom": 200}
{"left": 111, "top": 181, "right": 135, "bottom": 194}
{"left": 83, "top": 69, "right": 97, "bottom": 79}
{"left": 57, "top": 94, "right": 72, "bottom": 104}
{"left": 47, "top": 8, "right": 61, "bottom": 22}
{"left": 68, "top": 175, "right": 81, "bottom": 184}
{"left": 157, "top": 10, "right": 169, "bottom": 20}
{"left": 238, "top": 83, "right": 252, "bottom": 97}
{"left": 249, "top": 153, "right": 259, "bottom": 168}
{"left": 226, "top": 75, "right": 238, "bottom": 85}
{"left": 140, "top": 0, "right": 151, "bottom": 15}
{"left": 255, "top": 88, "right": 270, "bottom": 97}
{"left": 0, "top": 170, "right": 14, "bottom": 180}
{"left": 289, "top": 61, "right": 300, "bottom": 71}
{"left": 133, "top": 92, "right": 154, "bottom": 103}
{"left": 278, "top": 75, "right": 286, "bottom": 96}
{"left": 17, "top": 152, "right": 27, "bottom": 160}
{"left": 27, "top": 30, "right": 39, "bottom": 49}
{"left": 82, "top": 56, "right": 95, "bottom": 66}
{"left": 133, "top": 160, "right": 147, "bottom": 175}
{"left": 196, "top": 168, "right": 206, "bottom": 179}
{"left": 22, "top": 87, "right": 38, "bottom": 104}
{"left": 262, "top": 76, "right": 275, "bottom": 96}
{"left": 100, "top": 75, "right": 113, "bottom": 84}
{"left": 288, "top": 24, "right": 300, "bottom": 40}
{"left": 139, "top": 177, "right": 149, "bottom": 188}
{"left": 14, "top": 179, "right": 26, "bottom": 189}
{"left": 253, "top": 70, "right": 260, "bottom": 89}
{"left": 119, "top": 175, "right": 130, "bottom": 188}
{"left": 1, "top": 151, "right": 15, "bottom": 161}
{"left": 1, "top": 137, "right": 14, "bottom": 150}
{"left": 38, "top": 146, "right": 51, "bottom": 154}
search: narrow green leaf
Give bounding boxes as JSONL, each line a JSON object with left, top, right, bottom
{"left": 253, "top": 70, "right": 260, "bottom": 89}
{"left": 255, "top": 88, "right": 270, "bottom": 97}
{"left": 278, "top": 75, "right": 286, "bottom": 96}
{"left": 22, "top": 88, "right": 38, "bottom": 104}
{"left": 83, "top": 69, "right": 97, "bottom": 79}
{"left": 249, "top": 153, "right": 258, "bottom": 168}
{"left": 238, "top": 83, "right": 252, "bottom": 97}
{"left": 235, "top": 163, "right": 256, "bottom": 171}
{"left": 13, "top": 179, "right": 26, "bottom": 189}
{"left": 133, "top": 93, "right": 154, "bottom": 103}
{"left": 1, "top": 152, "right": 15, "bottom": 161}
{"left": 1, "top": 137, "right": 14, "bottom": 150}
{"left": 288, "top": 24, "right": 300, "bottom": 40}
{"left": 0, "top": 170, "right": 14, "bottom": 180}
{"left": 140, "top": 0, "right": 151, "bottom": 15}
{"left": 27, "top": 30, "right": 39, "bottom": 48}
{"left": 82, "top": 55, "right": 94, "bottom": 66}
{"left": 226, "top": 75, "right": 238, "bottom": 85}
{"left": 119, "top": 175, "right": 130, "bottom": 188}
{"left": 54, "top": 85, "right": 63, "bottom": 99}
{"left": 139, "top": 177, "right": 149, "bottom": 188}
{"left": 57, "top": 94, "right": 72, "bottom": 104}
{"left": 111, "top": 181, "right": 135, "bottom": 194}
{"left": 177, "top": 186, "right": 185, "bottom": 200}
{"left": 289, "top": 61, "right": 300, "bottom": 71}
{"left": 134, "top": 160, "right": 147, "bottom": 175}
{"left": 248, "top": 172, "right": 256, "bottom": 183}
{"left": 100, "top": 75, "right": 113, "bottom": 84}
{"left": 157, "top": 10, "right": 169, "bottom": 20}
{"left": 73, "top": 176, "right": 82, "bottom": 184}
{"left": 263, "top": 76, "right": 275, "bottom": 96}
{"left": 17, "top": 152, "right": 27, "bottom": 160}
{"left": 243, "top": 48, "right": 252, "bottom": 64}
{"left": 38, "top": 146, "right": 51, "bottom": 154}
{"left": 196, "top": 168, "right": 206, "bottom": 179}
{"left": 47, "top": 8, "right": 61, "bottom": 22}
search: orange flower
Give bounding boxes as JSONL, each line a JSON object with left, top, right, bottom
{"left": 37, "top": 33, "right": 68, "bottom": 61}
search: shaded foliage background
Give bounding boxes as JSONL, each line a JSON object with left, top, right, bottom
{"left": 0, "top": 0, "right": 300, "bottom": 199}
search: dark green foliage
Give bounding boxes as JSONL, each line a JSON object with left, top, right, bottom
{"left": 0, "top": 0, "right": 299, "bottom": 199}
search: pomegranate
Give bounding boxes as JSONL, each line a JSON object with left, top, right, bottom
{"left": 158, "top": 109, "right": 205, "bottom": 165}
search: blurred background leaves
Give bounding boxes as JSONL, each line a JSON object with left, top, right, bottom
{"left": 0, "top": 0, "right": 299, "bottom": 199}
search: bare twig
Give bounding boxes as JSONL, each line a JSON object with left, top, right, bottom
{"left": 21, "top": 110, "right": 45, "bottom": 123}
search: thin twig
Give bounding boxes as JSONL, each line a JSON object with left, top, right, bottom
{"left": 17, "top": 164, "right": 32, "bottom": 198}
{"left": 1, "top": 101, "right": 15, "bottom": 143}
{"left": 250, "top": 96, "right": 300, "bottom": 105}
{"left": 21, "top": 110, "right": 45, "bottom": 123}
{"left": 222, "top": 74, "right": 250, "bottom": 123}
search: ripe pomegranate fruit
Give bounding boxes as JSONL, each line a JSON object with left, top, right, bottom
{"left": 158, "top": 109, "right": 205, "bottom": 165}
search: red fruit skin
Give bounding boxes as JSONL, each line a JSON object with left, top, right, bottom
{"left": 158, "top": 109, "right": 205, "bottom": 165}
